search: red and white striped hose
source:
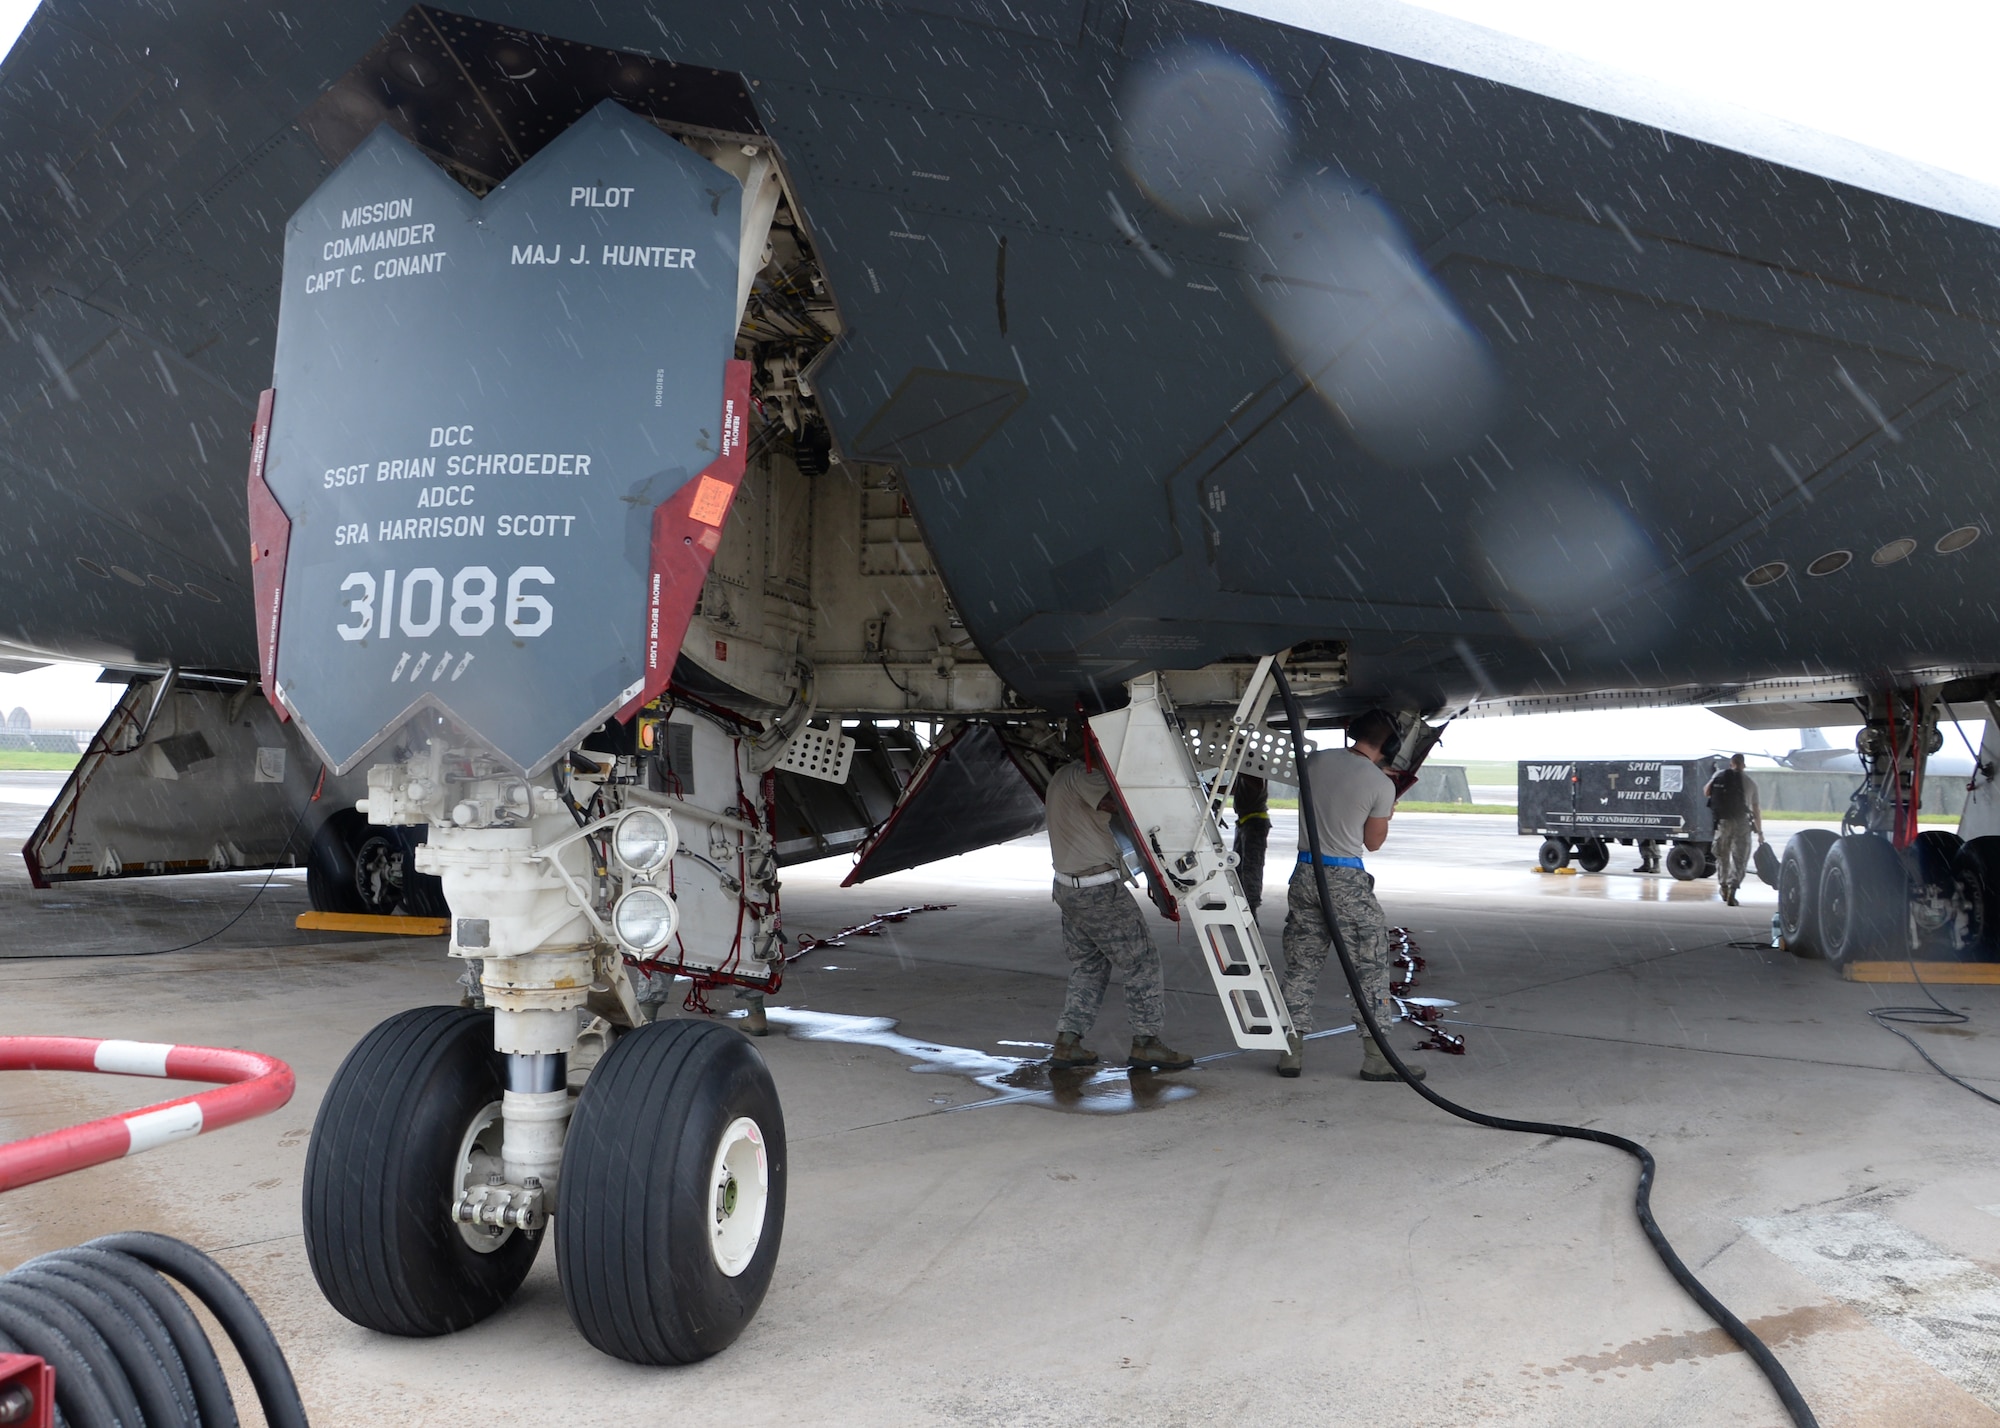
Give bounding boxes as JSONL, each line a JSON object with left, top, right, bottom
{"left": 0, "top": 1038, "right": 295, "bottom": 1193}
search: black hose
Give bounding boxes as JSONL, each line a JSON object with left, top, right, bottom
{"left": 0, "top": 1232, "right": 308, "bottom": 1427}
{"left": 1269, "top": 664, "right": 1818, "bottom": 1428}
{"left": 1867, "top": 959, "right": 2000, "bottom": 1109}
{"left": 90, "top": 1233, "right": 309, "bottom": 1428}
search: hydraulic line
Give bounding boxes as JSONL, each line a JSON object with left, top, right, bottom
{"left": 1269, "top": 664, "right": 1818, "bottom": 1428}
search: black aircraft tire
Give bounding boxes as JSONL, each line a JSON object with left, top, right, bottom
{"left": 1915, "top": 829, "right": 1964, "bottom": 872}
{"left": 396, "top": 827, "right": 451, "bottom": 919}
{"left": 1576, "top": 838, "right": 1610, "bottom": 873}
{"left": 1664, "top": 843, "right": 1702, "bottom": 881}
{"left": 304, "top": 1007, "right": 539, "bottom": 1336}
{"left": 1537, "top": 837, "right": 1571, "bottom": 872}
{"left": 306, "top": 809, "right": 410, "bottom": 916}
{"left": 1953, "top": 836, "right": 2000, "bottom": 960}
{"left": 1779, "top": 829, "right": 1837, "bottom": 957}
{"left": 1818, "top": 834, "right": 1910, "bottom": 969}
{"left": 558, "top": 1019, "right": 786, "bottom": 1365}
{"left": 1911, "top": 829, "right": 1966, "bottom": 956}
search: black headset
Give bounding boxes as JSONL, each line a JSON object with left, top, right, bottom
{"left": 1352, "top": 709, "right": 1403, "bottom": 767}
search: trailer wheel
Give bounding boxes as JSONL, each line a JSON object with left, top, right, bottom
{"left": 304, "top": 1007, "right": 540, "bottom": 1336}
{"left": 1664, "top": 843, "right": 1702, "bottom": 881}
{"left": 558, "top": 1019, "right": 785, "bottom": 1365}
{"left": 1537, "top": 837, "right": 1571, "bottom": 871}
{"left": 1575, "top": 838, "right": 1609, "bottom": 873}
{"left": 1779, "top": 829, "right": 1837, "bottom": 956}
{"left": 1818, "top": 834, "right": 1909, "bottom": 968}
{"left": 1952, "top": 836, "right": 2000, "bottom": 959}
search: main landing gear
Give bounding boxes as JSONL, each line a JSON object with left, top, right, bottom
{"left": 1778, "top": 689, "right": 2000, "bottom": 967}
{"left": 302, "top": 711, "right": 790, "bottom": 1363}
{"left": 304, "top": 807, "right": 448, "bottom": 917}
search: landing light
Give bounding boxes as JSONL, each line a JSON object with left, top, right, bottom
{"left": 612, "top": 808, "right": 676, "bottom": 875}
{"left": 613, "top": 886, "right": 677, "bottom": 953}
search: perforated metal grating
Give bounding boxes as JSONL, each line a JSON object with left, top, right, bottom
{"left": 776, "top": 724, "right": 856, "bottom": 784}
{"left": 1182, "top": 719, "right": 1297, "bottom": 786}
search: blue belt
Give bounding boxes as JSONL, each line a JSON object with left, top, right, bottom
{"left": 1298, "top": 852, "right": 1365, "bottom": 870}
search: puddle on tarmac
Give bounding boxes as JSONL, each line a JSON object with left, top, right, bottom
{"left": 765, "top": 1008, "right": 1197, "bottom": 1114}
{"left": 1526, "top": 871, "right": 1760, "bottom": 904}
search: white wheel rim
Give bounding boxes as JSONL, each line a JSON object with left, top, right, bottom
{"left": 453, "top": 1100, "right": 512, "bottom": 1253}
{"left": 707, "top": 1116, "right": 769, "bottom": 1277}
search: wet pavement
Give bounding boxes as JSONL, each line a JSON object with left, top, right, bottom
{"left": 3, "top": 783, "right": 1998, "bottom": 1427}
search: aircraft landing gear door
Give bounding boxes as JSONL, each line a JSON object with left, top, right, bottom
{"left": 263, "top": 103, "right": 785, "bottom": 1362}
{"left": 1087, "top": 673, "right": 1295, "bottom": 1052}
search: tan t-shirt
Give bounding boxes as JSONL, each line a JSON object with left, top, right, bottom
{"left": 1296, "top": 748, "right": 1396, "bottom": 859}
{"left": 1045, "top": 762, "right": 1121, "bottom": 875}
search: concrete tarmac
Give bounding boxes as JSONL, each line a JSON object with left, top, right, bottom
{"left": 4, "top": 781, "right": 1999, "bottom": 1426}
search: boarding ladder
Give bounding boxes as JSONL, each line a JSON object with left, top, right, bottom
{"left": 1086, "top": 657, "right": 1296, "bottom": 1051}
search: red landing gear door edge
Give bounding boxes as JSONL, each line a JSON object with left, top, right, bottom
{"left": 244, "top": 388, "right": 289, "bottom": 721}
{"left": 621, "top": 360, "right": 753, "bottom": 721}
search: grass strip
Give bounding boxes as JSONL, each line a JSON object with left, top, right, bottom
{"left": 0, "top": 751, "right": 79, "bottom": 770}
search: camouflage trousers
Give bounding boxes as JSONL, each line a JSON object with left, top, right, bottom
{"left": 1714, "top": 816, "right": 1753, "bottom": 892}
{"left": 1279, "top": 862, "right": 1390, "bottom": 1035}
{"left": 1233, "top": 816, "right": 1271, "bottom": 914}
{"left": 1053, "top": 880, "right": 1164, "bottom": 1040}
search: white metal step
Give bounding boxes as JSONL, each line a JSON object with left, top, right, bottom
{"left": 1089, "top": 672, "right": 1294, "bottom": 1052}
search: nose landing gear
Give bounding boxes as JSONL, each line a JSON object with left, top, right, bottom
{"left": 303, "top": 723, "right": 789, "bottom": 1363}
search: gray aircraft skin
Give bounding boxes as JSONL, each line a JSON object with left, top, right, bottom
{"left": 2, "top": 0, "right": 1998, "bottom": 719}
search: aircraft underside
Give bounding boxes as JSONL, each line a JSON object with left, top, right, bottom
{"left": 5, "top": 0, "right": 2000, "bottom": 1413}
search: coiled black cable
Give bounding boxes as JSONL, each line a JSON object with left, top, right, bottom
{"left": 1270, "top": 664, "right": 1818, "bottom": 1428}
{"left": 0, "top": 1231, "right": 308, "bottom": 1426}
{"left": 1867, "top": 959, "right": 2000, "bottom": 1108}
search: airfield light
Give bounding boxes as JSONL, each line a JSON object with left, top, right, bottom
{"left": 613, "top": 886, "right": 677, "bottom": 953}
{"left": 613, "top": 808, "right": 676, "bottom": 875}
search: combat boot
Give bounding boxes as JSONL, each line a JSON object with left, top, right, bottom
{"left": 740, "top": 1003, "right": 769, "bottom": 1037}
{"left": 1128, "top": 1035, "right": 1195, "bottom": 1072}
{"left": 1275, "top": 1033, "right": 1303, "bottom": 1079}
{"left": 1360, "top": 1034, "right": 1424, "bottom": 1083}
{"left": 1050, "top": 1033, "right": 1099, "bottom": 1069}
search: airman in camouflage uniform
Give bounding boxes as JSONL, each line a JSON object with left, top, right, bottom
{"left": 1704, "top": 753, "right": 1763, "bottom": 907}
{"left": 1280, "top": 863, "right": 1391, "bottom": 1035}
{"left": 1054, "top": 881, "right": 1166, "bottom": 1042}
{"left": 1278, "top": 708, "right": 1424, "bottom": 1082}
{"left": 1043, "top": 759, "right": 1194, "bottom": 1073}
{"left": 1232, "top": 774, "right": 1272, "bottom": 914}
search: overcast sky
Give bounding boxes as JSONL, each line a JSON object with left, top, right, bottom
{"left": 1403, "top": 0, "right": 2000, "bottom": 189}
